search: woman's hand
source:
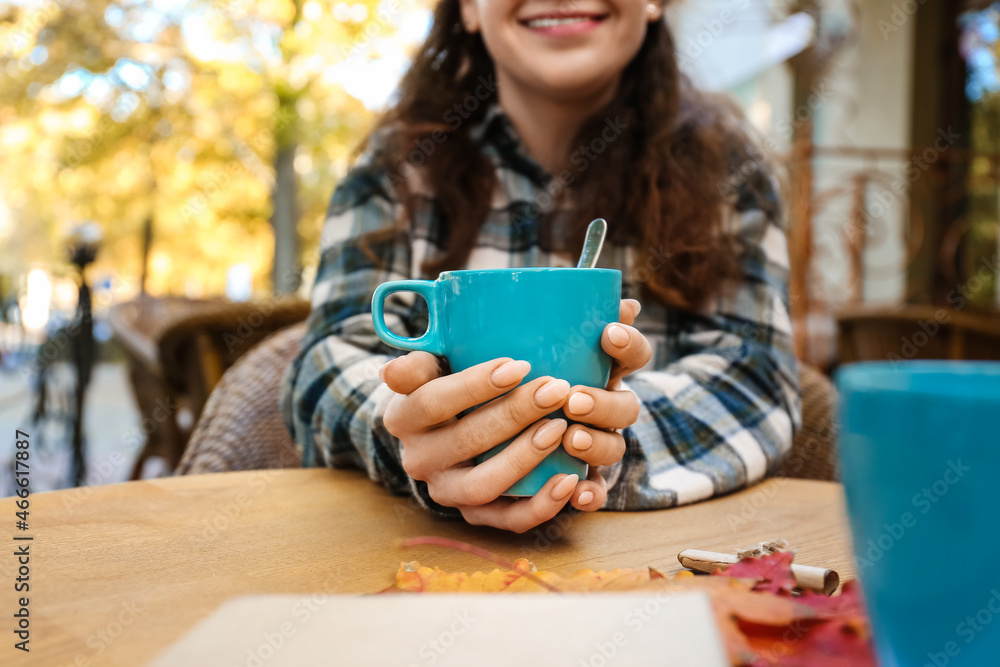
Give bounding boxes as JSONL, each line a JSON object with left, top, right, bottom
{"left": 560, "top": 299, "right": 652, "bottom": 511}
{"left": 382, "top": 353, "right": 581, "bottom": 532}
{"left": 379, "top": 298, "right": 649, "bottom": 532}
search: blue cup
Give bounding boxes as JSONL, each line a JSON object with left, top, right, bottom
{"left": 372, "top": 267, "right": 622, "bottom": 496}
{"left": 836, "top": 361, "right": 1000, "bottom": 667}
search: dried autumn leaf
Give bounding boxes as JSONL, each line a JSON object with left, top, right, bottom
{"left": 770, "top": 617, "right": 877, "bottom": 667}
{"left": 796, "top": 581, "right": 867, "bottom": 620}
{"left": 714, "top": 551, "right": 798, "bottom": 595}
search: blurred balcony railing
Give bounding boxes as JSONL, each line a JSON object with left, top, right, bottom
{"left": 786, "top": 142, "right": 1000, "bottom": 368}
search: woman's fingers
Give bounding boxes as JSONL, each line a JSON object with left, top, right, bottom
{"left": 384, "top": 357, "right": 531, "bottom": 434}
{"left": 427, "top": 418, "right": 568, "bottom": 507}
{"left": 436, "top": 376, "right": 570, "bottom": 464}
{"left": 619, "top": 299, "right": 641, "bottom": 327}
{"left": 398, "top": 377, "right": 569, "bottom": 480}
{"left": 570, "top": 465, "right": 609, "bottom": 512}
{"left": 563, "top": 385, "right": 640, "bottom": 431}
{"left": 457, "top": 473, "right": 579, "bottom": 534}
{"left": 406, "top": 376, "right": 570, "bottom": 475}
{"left": 562, "top": 422, "right": 626, "bottom": 466}
{"left": 602, "top": 322, "right": 652, "bottom": 389}
{"left": 380, "top": 351, "right": 445, "bottom": 395}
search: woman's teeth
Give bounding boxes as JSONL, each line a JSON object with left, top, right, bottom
{"left": 526, "top": 16, "right": 593, "bottom": 28}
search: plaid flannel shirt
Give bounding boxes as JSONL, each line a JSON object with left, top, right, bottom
{"left": 282, "top": 106, "right": 801, "bottom": 516}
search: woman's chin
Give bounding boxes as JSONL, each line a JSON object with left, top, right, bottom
{"left": 522, "top": 70, "right": 623, "bottom": 105}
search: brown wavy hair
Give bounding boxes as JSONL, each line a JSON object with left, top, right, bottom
{"left": 364, "top": 0, "right": 773, "bottom": 310}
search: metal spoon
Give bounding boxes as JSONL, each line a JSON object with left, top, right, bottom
{"left": 576, "top": 218, "right": 608, "bottom": 269}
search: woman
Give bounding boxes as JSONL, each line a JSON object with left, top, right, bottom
{"left": 282, "top": 0, "right": 801, "bottom": 532}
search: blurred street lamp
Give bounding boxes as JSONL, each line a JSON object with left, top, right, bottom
{"left": 66, "top": 221, "right": 103, "bottom": 270}
{"left": 66, "top": 220, "right": 103, "bottom": 486}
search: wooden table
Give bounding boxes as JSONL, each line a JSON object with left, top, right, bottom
{"left": 2, "top": 469, "right": 855, "bottom": 666}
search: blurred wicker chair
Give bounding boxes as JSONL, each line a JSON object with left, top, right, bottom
{"left": 777, "top": 363, "right": 839, "bottom": 481}
{"left": 837, "top": 304, "right": 1000, "bottom": 363}
{"left": 177, "top": 323, "right": 305, "bottom": 474}
{"left": 109, "top": 296, "right": 311, "bottom": 478}
{"left": 180, "top": 324, "right": 840, "bottom": 482}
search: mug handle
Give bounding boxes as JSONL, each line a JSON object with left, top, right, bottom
{"left": 371, "top": 280, "right": 445, "bottom": 355}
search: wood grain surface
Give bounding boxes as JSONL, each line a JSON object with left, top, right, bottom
{"left": 1, "top": 469, "right": 856, "bottom": 666}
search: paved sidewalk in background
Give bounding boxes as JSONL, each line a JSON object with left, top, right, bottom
{"left": 0, "top": 363, "right": 143, "bottom": 494}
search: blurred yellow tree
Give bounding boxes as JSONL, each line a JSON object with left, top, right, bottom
{"left": 0, "top": 0, "right": 425, "bottom": 297}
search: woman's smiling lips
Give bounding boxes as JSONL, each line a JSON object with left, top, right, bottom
{"left": 519, "top": 12, "right": 608, "bottom": 36}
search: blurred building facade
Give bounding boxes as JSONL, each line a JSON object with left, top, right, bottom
{"left": 672, "top": 0, "right": 1000, "bottom": 366}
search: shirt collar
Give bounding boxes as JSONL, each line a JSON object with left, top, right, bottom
{"left": 471, "top": 103, "right": 553, "bottom": 188}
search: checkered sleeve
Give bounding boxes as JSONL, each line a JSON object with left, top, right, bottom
{"left": 603, "top": 177, "right": 802, "bottom": 510}
{"left": 281, "top": 154, "right": 459, "bottom": 516}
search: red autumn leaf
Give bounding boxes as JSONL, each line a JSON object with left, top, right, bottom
{"left": 795, "top": 581, "right": 867, "bottom": 621}
{"left": 714, "top": 551, "right": 797, "bottom": 595}
{"left": 767, "top": 617, "right": 877, "bottom": 667}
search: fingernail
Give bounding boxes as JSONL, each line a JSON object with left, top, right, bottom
{"left": 532, "top": 419, "right": 567, "bottom": 449}
{"left": 608, "top": 324, "right": 629, "bottom": 347}
{"left": 490, "top": 360, "right": 530, "bottom": 386}
{"left": 572, "top": 429, "right": 593, "bottom": 452}
{"left": 378, "top": 361, "right": 391, "bottom": 382}
{"left": 551, "top": 474, "right": 579, "bottom": 500}
{"left": 534, "top": 379, "right": 570, "bottom": 407}
{"left": 578, "top": 490, "right": 595, "bottom": 505}
{"left": 567, "top": 392, "right": 595, "bottom": 415}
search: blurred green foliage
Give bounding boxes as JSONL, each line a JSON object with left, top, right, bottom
{"left": 0, "top": 0, "right": 419, "bottom": 296}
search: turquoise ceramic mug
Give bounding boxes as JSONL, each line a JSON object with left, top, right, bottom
{"left": 836, "top": 361, "right": 1000, "bottom": 667}
{"left": 372, "top": 267, "right": 622, "bottom": 496}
